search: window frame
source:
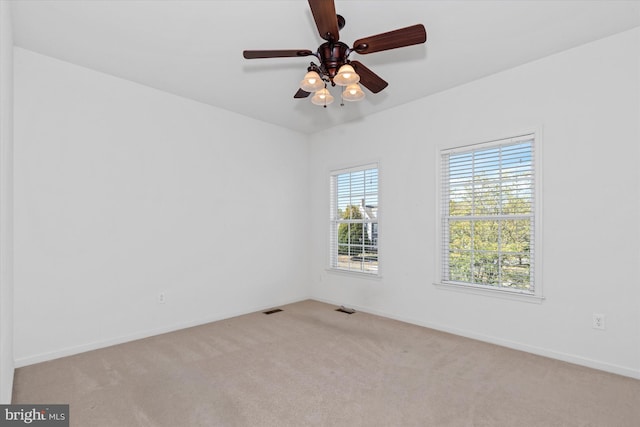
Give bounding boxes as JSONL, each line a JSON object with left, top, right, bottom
{"left": 435, "top": 131, "right": 543, "bottom": 302}
{"left": 329, "top": 163, "right": 380, "bottom": 276}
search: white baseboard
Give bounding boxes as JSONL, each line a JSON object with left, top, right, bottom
{"left": 311, "top": 297, "right": 640, "bottom": 380}
{"left": 14, "top": 297, "right": 308, "bottom": 368}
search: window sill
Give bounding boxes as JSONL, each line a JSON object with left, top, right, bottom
{"left": 327, "top": 268, "right": 382, "bottom": 280}
{"left": 433, "top": 281, "right": 544, "bottom": 304}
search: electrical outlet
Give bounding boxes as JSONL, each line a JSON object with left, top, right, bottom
{"left": 158, "top": 292, "right": 166, "bottom": 304}
{"left": 592, "top": 313, "right": 605, "bottom": 330}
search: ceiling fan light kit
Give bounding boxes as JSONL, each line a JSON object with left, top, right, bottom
{"left": 333, "top": 64, "right": 360, "bottom": 86}
{"left": 311, "top": 88, "right": 335, "bottom": 106}
{"left": 342, "top": 83, "right": 365, "bottom": 102}
{"left": 300, "top": 70, "right": 325, "bottom": 92}
{"left": 243, "top": 0, "right": 427, "bottom": 108}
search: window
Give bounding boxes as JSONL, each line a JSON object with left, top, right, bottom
{"left": 440, "top": 134, "right": 539, "bottom": 296}
{"left": 330, "top": 164, "right": 379, "bottom": 274}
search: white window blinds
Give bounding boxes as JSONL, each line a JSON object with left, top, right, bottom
{"left": 441, "top": 135, "right": 535, "bottom": 293}
{"left": 330, "top": 164, "right": 379, "bottom": 274}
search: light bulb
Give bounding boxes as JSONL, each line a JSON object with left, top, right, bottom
{"left": 311, "top": 88, "right": 334, "bottom": 106}
{"left": 300, "top": 71, "right": 324, "bottom": 92}
{"left": 334, "top": 64, "right": 360, "bottom": 86}
{"left": 342, "top": 83, "right": 365, "bottom": 102}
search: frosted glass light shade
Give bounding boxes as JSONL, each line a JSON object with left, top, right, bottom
{"left": 333, "top": 64, "right": 360, "bottom": 86}
{"left": 311, "top": 88, "right": 334, "bottom": 106}
{"left": 300, "top": 71, "right": 324, "bottom": 92}
{"left": 343, "top": 83, "right": 365, "bottom": 102}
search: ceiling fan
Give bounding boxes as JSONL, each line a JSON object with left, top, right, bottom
{"left": 243, "top": 0, "right": 427, "bottom": 107}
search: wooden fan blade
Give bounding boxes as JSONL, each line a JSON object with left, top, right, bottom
{"left": 243, "top": 50, "right": 314, "bottom": 59}
{"left": 308, "top": 0, "right": 339, "bottom": 41}
{"left": 294, "top": 88, "right": 311, "bottom": 99}
{"left": 351, "top": 60, "right": 388, "bottom": 94}
{"left": 352, "top": 24, "right": 426, "bottom": 55}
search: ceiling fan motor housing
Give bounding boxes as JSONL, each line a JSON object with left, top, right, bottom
{"left": 317, "top": 41, "right": 350, "bottom": 84}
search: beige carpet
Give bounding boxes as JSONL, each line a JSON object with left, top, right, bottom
{"left": 12, "top": 300, "right": 640, "bottom": 426}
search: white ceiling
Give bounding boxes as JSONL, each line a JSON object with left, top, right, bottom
{"left": 11, "top": 0, "right": 640, "bottom": 134}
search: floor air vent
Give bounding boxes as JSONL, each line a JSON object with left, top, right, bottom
{"left": 336, "top": 306, "right": 356, "bottom": 314}
{"left": 263, "top": 308, "right": 283, "bottom": 315}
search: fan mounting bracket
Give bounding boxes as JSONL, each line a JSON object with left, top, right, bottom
{"left": 353, "top": 43, "right": 368, "bottom": 53}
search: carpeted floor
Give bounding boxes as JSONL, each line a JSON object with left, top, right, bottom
{"left": 12, "top": 300, "right": 640, "bottom": 426}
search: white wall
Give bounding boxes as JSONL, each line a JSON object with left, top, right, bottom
{"left": 0, "top": 0, "right": 15, "bottom": 403}
{"left": 309, "top": 28, "right": 640, "bottom": 378}
{"left": 13, "top": 48, "right": 310, "bottom": 365}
